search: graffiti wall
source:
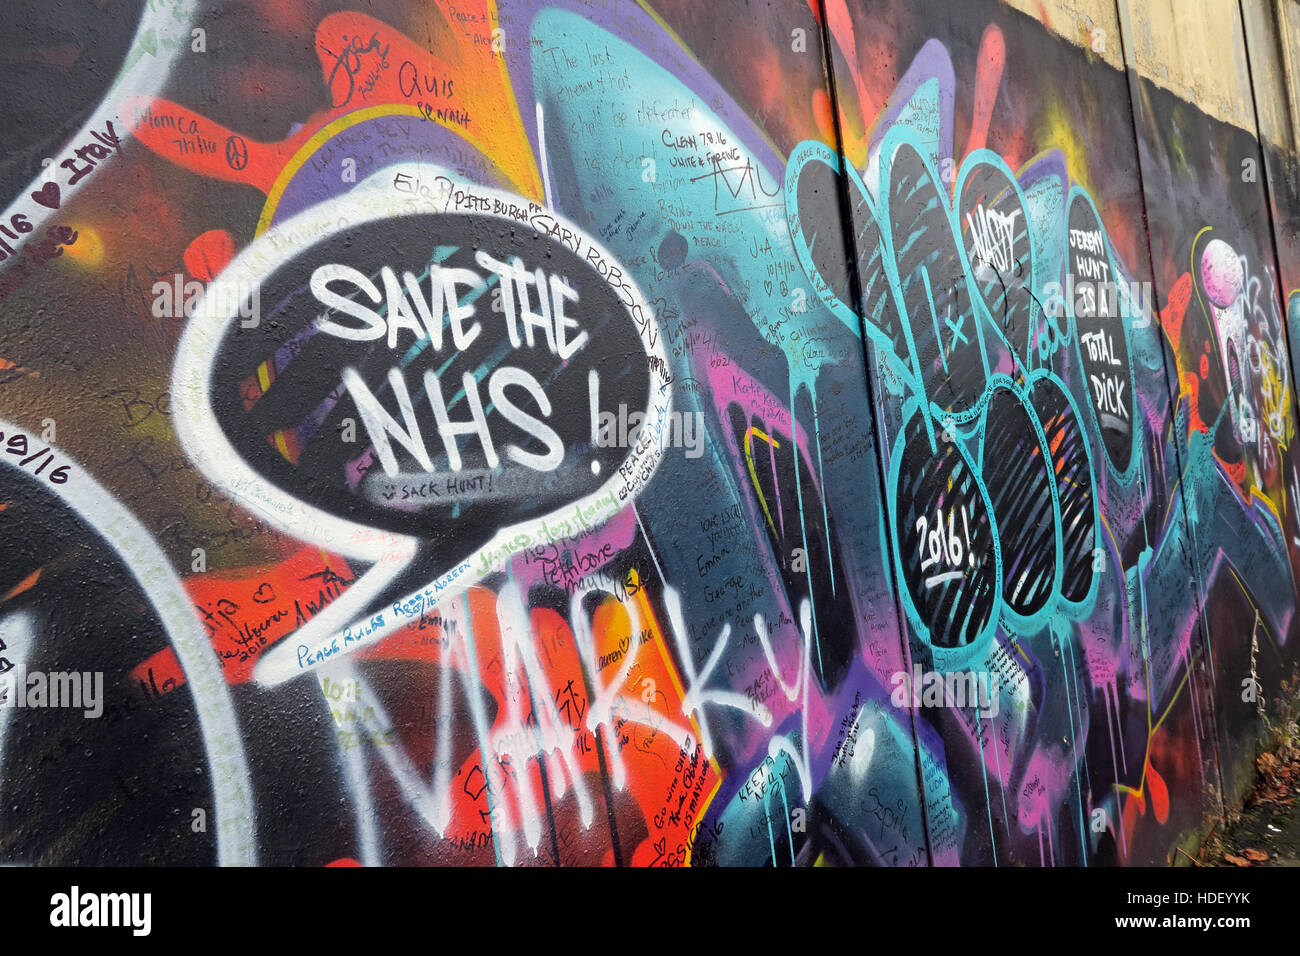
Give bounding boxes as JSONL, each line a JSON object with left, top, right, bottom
{"left": 0, "top": 0, "right": 1298, "bottom": 866}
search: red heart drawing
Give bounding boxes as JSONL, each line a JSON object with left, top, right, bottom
{"left": 31, "top": 181, "right": 60, "bottom": 209}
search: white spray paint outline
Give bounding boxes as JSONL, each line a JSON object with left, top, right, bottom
{"left": 0, "top": 420, "right": 256, "bottom": 865}
{"left": 171, "top": 166, "right": 672, "bottom": 688}
{"left": 0, "top": 1, "right": 198, "bottom": 272}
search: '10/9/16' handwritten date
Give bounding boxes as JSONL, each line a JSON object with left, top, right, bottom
{"left": 0, "top": 431, "right": 68, "bottom": 484}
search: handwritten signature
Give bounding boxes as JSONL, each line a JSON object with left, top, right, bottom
{"left": 322, "top": 32, "right": 392, "bottom": 108}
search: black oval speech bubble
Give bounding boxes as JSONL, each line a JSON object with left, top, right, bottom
{"left": 209, "top": 209, "right": 652, "bottom": 562}
{"left": 979, "top": 382, "right": 1058, "bottom": 619}
{"left": 174, "top": 176, "right": 670, "bottom": 684}
{"left": 892, "top": 410, "right": 1001, "bottom": 650}
{"left": 1067, "top": 191, "right": 1134, "bottom": 473}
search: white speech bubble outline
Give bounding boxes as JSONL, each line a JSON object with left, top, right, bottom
{"left": 0, "top": 1, "right": 197, "bottom": 272}
{"left": 171, "top": 165, "right": 672, "bottom": 688}
{"left": 0, "top": 419, "right": 256, "bottom": 865}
